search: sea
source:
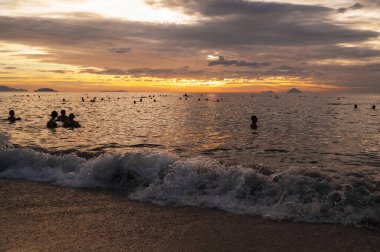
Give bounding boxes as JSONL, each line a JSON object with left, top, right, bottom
{"left": 1, "top": 92, "right": 379, "bottom": 227}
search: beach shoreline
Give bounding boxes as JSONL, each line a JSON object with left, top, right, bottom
{"left": 1, "top": 179, "right": 379, "bottom": 251}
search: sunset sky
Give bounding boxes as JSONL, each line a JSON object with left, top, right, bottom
{"left": 0, "top": 0, "right": 379, "bottom": 92}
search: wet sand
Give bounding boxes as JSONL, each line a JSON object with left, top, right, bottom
{"left": 1, "top": 179, "right": 379, "bottom": 252}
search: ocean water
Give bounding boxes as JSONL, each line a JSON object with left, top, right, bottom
{"left": 1, "top": 92, "right": 380, "bottom": 227}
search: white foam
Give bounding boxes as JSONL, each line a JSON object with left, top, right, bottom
{"left": 0, "top": 131, "right": 12, "bottom": 149}
{"left": 0, "top": 131, "right": 379, "bottom": 227}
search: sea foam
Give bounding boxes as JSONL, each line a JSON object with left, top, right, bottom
{"left": 0, "top": 132, "right": 379, "bottom": 227}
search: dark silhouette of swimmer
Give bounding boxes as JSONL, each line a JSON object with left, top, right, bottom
{"left": 56, "top": 109, "right": 68, "bottom": 122}
{"left": 47, "top": 111, "right": 58, "bottom": 128}
{"left": 63, "top": 113, "right": 81, "bottom": 128}
{"left": 372, "top": 105, "right": 376, "bottom": 110}
{"left": 354, "top": 104, "right": 358, "bottom": 109}
{"left": 8, "top": 110, "right": 21, "bottom": 123}
{"left": 251, "top": 115, "right": 258, "bottom": 129}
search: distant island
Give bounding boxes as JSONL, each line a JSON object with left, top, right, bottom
{"left": 0, "top": 85, "right": 27, "bottom": 92}
{"left": 34, "top": 88, "right": 58, "bottom": 92}
{"left": 287, "top": 88, "right": 302, "bottom": 93}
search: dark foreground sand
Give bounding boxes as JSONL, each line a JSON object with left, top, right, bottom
{"left": 1, "top": 179, "right": 379, "bottom": 252}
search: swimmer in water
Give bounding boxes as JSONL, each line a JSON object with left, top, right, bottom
{"left": 56, "top": 109, "right": 69, "bottom": 122}
{"left": 63, "top": 113, "right": 81, "bottom": 128}
{"left": 47, "top": 111, "right": 58, "bottom": 128}
{"left": 7, "top": 110, "right": 21, "bottom": 123}
{"left": 251, "top": 115, "right": 258, "bottom": 129}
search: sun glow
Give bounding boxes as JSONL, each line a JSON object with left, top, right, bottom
{"left": 1, "top": 0, "right": 193, "bottom": 23}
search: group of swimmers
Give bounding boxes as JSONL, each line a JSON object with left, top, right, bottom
{"left": 5, "top": 109, "right": 80, "bottom": 128}
{"left": 47, "top": 110, "right": 81, "bottom": 128}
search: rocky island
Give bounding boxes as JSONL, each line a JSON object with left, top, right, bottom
{"left": 287, "top": 88, "right": 302, "bottom": 93}
{"left": 34, "top": 88, "right": 58, "bottom": 92}
{"left": 0, "top": 85, "right": 27, "bottom": 92}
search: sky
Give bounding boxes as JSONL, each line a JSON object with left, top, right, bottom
{"left": 0, "top": 0, "right": 379, "bottom": 93}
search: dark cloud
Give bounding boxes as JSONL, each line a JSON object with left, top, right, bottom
{"left": 0, "top": 1, "right": 377, "bottom": 51}
{"left": 81, "top": 68, "right": 128, "bottom": 75}
{"left": 146, "top": 0, "right": 330, "bottom": 16}
{"left": 4, "top": 66, "right": 16, "bottom": 69}
{"left": 145, "top": 1, "right": 377, "bottom": 47}
{"left": 338, "top": 3, "right": 364, "bottom": 13}
{"left": 266, "top": 65, "right": 316, "bottom": 78}
{"left": 107, "top": 47, "right": 132, "bottom": 54}
{"left": 39, "top": 69, "right": 69, "bottom": 74}
{"left": 208, "top": 56, "right": 270, "bottom": 67}
{"left": 367, "top": 64, "right": 380, "bottom": 72}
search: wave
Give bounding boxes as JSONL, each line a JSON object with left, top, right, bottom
{"left": 0, "top": 132, "right": 379, "bottom": 228}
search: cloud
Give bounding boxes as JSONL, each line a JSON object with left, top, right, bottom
{"left": 208, "top": 56, "right": 270, "bottom": 67}
{"left": 80, "top": 66, "right": 206, "bottom": 78}
{"left": 0, "top": 49, "right": 15, "bottom": 53}
{"left": 38, "top": 69, "right": 70, "bottom": 74}
{"left": 0, "top": 0, "right": 85, "bottom": 9}
{"left": 0, "top": 0, "right": 380, "bottom": 92}
{"left": 107, "top": 47, "right": 132, "bottom": 54}
{"left": 0, "top": 1, "right": 377, "bottom": 51}
{"left": 146, "top": 0, "right": 330, "bottom": 16}
{"left": 338, "top": 3, "right": 364, "bottom": 13}
{"left": 368, "top": 64, "right": 380, "bottom": 72}
{"left": 81, "top": 68, "right": 129, "bottom": 75}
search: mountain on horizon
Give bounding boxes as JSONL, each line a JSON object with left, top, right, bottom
{"left": 287, "top": 88, "right": 302, "bottom": 93}
{"left": 34, "top": 88, "right": 58, "bottom": 92}
{"left": 0, "top": 85, "right": 27, "bottom": 92}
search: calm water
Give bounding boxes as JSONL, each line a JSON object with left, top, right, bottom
{"left": 1, "top": 92, "right": 379, "bottom": 174}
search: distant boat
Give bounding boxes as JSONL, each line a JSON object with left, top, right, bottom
{"left": 262, "top": 90, "right": 274, "bottom": 94}
{"left": 34, "top": 88, "right": 58, "bottom": 92}
{"left": 0, "top": 85, "right": 27, "bottom": 92}
{"left": 287, "top": 88, "right": 302, "bottom": 94}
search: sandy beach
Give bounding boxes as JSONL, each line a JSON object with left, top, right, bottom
{"left": 1, "top": 179, "right": 379, "bottom": 252}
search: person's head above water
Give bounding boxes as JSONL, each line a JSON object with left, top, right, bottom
{"left": 60, "top": 109, "right": 66, "bottom": 115}
{"left": 9, "top": 110, "right": 15, "bottom": 116}
{"left": 69, "top": 113, "right": 75, "bottom": 120}
{"left": 251, "top": 115, "right": 258, "bottom": 123}
{"left": 51, "top": 111, "right": 58, "bottom": 118}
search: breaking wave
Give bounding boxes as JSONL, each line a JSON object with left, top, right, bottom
{"left": 1, "top": 132, "right": 379, "bottom": 228}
